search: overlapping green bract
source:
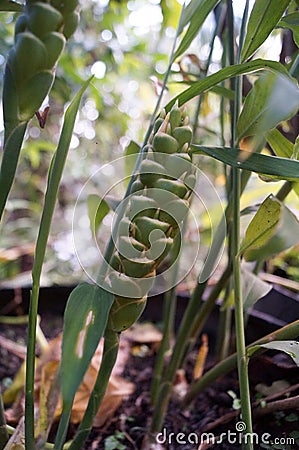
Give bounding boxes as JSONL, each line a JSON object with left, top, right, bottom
{"left": 3, "top": 0, "right": 79, "bottom": 139}
{"left": 106, "top": 104, "right": 195, "bottom": 332}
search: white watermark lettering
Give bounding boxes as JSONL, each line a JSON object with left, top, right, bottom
{"left": 155, "top": 422, "right": 295, "bottom": 448}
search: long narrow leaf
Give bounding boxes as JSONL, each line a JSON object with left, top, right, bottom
{"left": 237, "top": 72, "right": 299, "bottom": 140}
{"left": 178, "top": 0, "right": 203, "bottom": 32}
{"left": 0, "top": 122, "right": 27, "bottom": 222}
{"left": 266, "top": 129, "right": 294, "bottom": 159}
{"left": 165, "top": 59, "right": 289, "bottom": 112}
{"left": 248, "top": 341, "right": 299, "bottom": 366}
{"left": 0, "top": 0, "right": 23, "bottom": 12}
{"left": 191, "top": 145, "right": 299, "bottom": 180}
{"left": 61, "top": 285, "right": 114, "bottom": 405}
{"left": 25, "top": 78, "right": 92, "bottom": 448}
{"left": 279, "top": 12, "right": 299, "bottom": 46}
{"left": 54, "top": 284, "right": 114, "bottom": 450}
{"left": 174, "top": 0, "right": 220, "bottom": 60}
{"left": 240, "top": 196, "right": 299, "bottom": 262}
{"left": 240, "top": 196, "right": 281, "bottom": 256}
{"left": 241, "top": 0, "right": 291, "bottom": 62}
{"left": 241, "top": 268, "right": 272, "bottom": 311}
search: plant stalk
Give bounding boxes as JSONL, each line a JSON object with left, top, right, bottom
{"left": 276, "top": 180, "right": 293, "bottom": 201}
{"left": 183, "top": 319, "right": 299, "bottom": 405}
{"left": 25, "top": 81, "right": 91, "bottom": 448}
{"left": 228, "top": 1, "right": 253, "bottom": 445}
{"left": 150, "top": 281, "right": 207, "bottom": 433}
{"left": 149, "top": 168, "right": 251, "bottom": 433}
{"left": 67, "top": 329, "right": 119, "bottom": 450}
{"left": 150, "top": 233, "right": 181, "bottom": 404}
{"left": 65, "top": 7, "right": 188, "bottom": 449}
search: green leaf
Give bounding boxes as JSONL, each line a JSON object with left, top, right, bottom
{"left": 165, "top": 59, "right": 289, "bottom": 112}
{"left": 32, "top": 77, "right": 93, "bottom": 285}
{"left": 87, "top": 194, "right": 110, "bottom": 235}
{"left": 105, "top": 195, "right": 121, "bottom": 212}
{"left": 191, "top": 145, "right": 299, "bottom": 181}
{"left": 237, "top": 72, "right": 299, "bottom": 140}
{"left": 124, "top": 140, "right": 140, "bottom": 181}
{"left": 161, "top": 0, "right": 182, "bottom": 30}
{"left": 61, "top": 283, "right": 114, "bottom": 406}
{"left": 249, "top": 341, "right": 299, "bottom": 366}
{"left": 178, "top": 0, "right": 203, "bottom": 32}
{"left": 55, "top": 284, "right": 114, "bottom": 449}
{"left": 265, "top": 129, "right": 294, "bottom": 159}
{"left": 241, "top": 0, "right": 292, "bottom": 62}
{"left": 278, "top": 12, "right": 299, "bottom": 47}
{"left": 0, "top": 0, "right": 23, "bottom": 12}
{"left": 241, "top": 267, "right": 272, "bottom": 310}
{"left": 240, "top": 195, "right": 299, "bottom": 261}
{"left": 240, "top": 196, "right": 281, "bottom": 255}
{"left": 174, "top": 0, "right": 220, "bottom": 60}
{"left": 0, "top": 122, "right": 27, "bottom": 221}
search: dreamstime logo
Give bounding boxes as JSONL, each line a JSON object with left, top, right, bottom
{"left": 156, "top": 422, "right": 295, "bottom": 448}
{"left": 72, "top": 154, "right": 226, "bottom": 297}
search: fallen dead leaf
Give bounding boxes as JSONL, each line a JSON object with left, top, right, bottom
{"left": 125, "top": 323, "right": 162, "bottom": 344}
{"left": 5, "top": 333, "right": 135, "bottom": 431}
{"left": 193, "top": 334, "right": 209, "bottom": 380}
{"left": 0, "top": 243, "right": 35, "bottom": 262}
{"left": 172, "top": 369, "right": 189, "bottom": 401}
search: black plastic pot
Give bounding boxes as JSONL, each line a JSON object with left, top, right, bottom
{"left": 1, "top": 284, "right": 298, "bottom": 343}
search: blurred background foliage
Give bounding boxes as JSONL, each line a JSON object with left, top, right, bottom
{"left": 0, "top": 0, "right": 298, "bottom": 288}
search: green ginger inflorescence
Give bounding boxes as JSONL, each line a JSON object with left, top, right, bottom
{"left": 107, "top": 103, "right": 195, "bottom": 333}
{"left": 3, "top": 0, "right": 79, "bottom": 138}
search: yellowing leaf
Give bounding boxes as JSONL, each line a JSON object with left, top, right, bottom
{"left": 241, "top": 196, "right": 299, "bottom": 261}
{"left": 240, "top": 195, "right": 281, "bottom": 256}
{"left": 193, "top": 334, "right": 209, "bottom": 380}
{"left": 3, "top": 362, "right": 26, "bottom": 405}
{"left": 87, "top": 194, "right": 110, "bottom": 235}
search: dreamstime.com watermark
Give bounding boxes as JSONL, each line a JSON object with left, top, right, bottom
{"left": 156, "top": 422, "right": 295, "bottom": 448}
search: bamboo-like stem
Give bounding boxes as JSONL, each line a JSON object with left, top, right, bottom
{"left": 232, "top": 168, "right": 253, "bottom": 442}
{"left": 151, "top": 20, "right": 228, "bottom": 398}
{"left": 187, "top": 262, "right": 232, "bottom": 352}
{"left": 150, "top": 234, "right": 181, "bottom": 404}
{"left": 150, "top": 282, "right": 207, "bottom": 433}
{"left": 191, "top": 4, "right": 226, "bottom": 140}
{"left": 276, "top": 180, "right": 293, "bottom": 201}
{"left": 148, "top": 262, "right": 231, "bottom": 433}
{"left": 66, "top": 329, "right": 119, "bottom": 450}
{"left": 228, "top": 1, "right": 253, "bottom": 446}
{"left": 183, "top": 319, "right": 299, "bottom": 405}
{"left": 216, "top": 284, "right": 233, "bottom": 361}
{"left": 25, "top": 81, "right": 91, "bottom": 448}
{"left": 64, "top": 7, "right": 188, "bottom": 450}
{"left": 149, "top": 168, "right": 251, "bottom": 433}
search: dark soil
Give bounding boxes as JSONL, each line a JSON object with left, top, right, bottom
{"left": 1, "top": 309, "right": 299, "bottom": 450}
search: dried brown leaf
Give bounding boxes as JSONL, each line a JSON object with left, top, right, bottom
{"left": 5, "top": 333, "right": 134, "bottom": 430}
{"left": 125, "top": 323, "right": 162, "bottom": 344}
